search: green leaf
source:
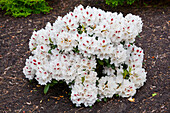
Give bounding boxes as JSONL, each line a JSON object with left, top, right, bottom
{"left": 129, "top": 43, "right": 133, "bottom": 45}
{"left": 48, "top": 49, "right": 52, "bottom": 54}
{"left": 103, "top": 98, "right": 107, "bottom": 102}
{"left": 59, "top": 81, "right": 64, "bottom": 84}
{"left": 98, "top": 60, "right": 104, "bottom": 65}
{"left": 78, "top": 30, "right": 83, "bottom": 34}
{"left": 106, "top": 64, "right": 111, "bottom": 68}
{"left": 137, "top": 35, "right": 142, "bottom": 39}
{"left": 33, "top": 47, "right": 36, "bottom": 50}
{"left": 105, "top": 59, "right": 109, "bottom": 63}
{"left": 50, "top": 44, "right": 57, "bottom": 49}
{"left": 152, "top": 93, "right": 157, "bottom": 97}
{"left": 59, "top": 50, "right": 64, "bottom": 54}
{"left": 143, "top": 2, "right": 148, "bottom": 7}
{"left": 96, "top": 80, "right": 99, "bottom": 86}
{"left": 49, "top": 37, "right": 53, "bottom": 44}
{"left": 123, "top": 69, "right": 129, "bottom": 79}
{"left": 68, "top": 92, "right": 71, "bottom": 96}
{"left": 52, "top": 80, "right": 58, "bottom": 84}
{"left": 104, "top": 81, "right": 108, "bottom": 85}
{"left": 50, "top": 83, "right": 55, "bottom": 87}
{"left": 81, "top": 76, "right": 85, "bottom": 83}
{"left": 120, "top": 41, "right": 125, "bottom": 45}
{"left": 44, "top": 84, "right": 50, "bottom": 94}
{"left": 88, "top": 33, "right": 94, "bottom": 37}
{"left": 89, "top": 25, "right": 94, "bottom": 30}
{"left": 129, "top": 67, "right": 132, "bottom": 73}
{"left": 89, "top": 106, "right": 92, "bottom": 108}
{"left": 115, "top": 94, "right": 119, "bottom": 97}
{"left": 82, "top": 24, "right": 85, "bottom": 30}
{"left": 97, "top": 99, "right": 100, "bottom": 102}
{"left": 111, "top": 64, "right": 115, "bottom": 69}
{"left": 95, "top": 37, "right": 98, "bottom": 40}
{"left": 73, "top": 46, "right": 79, "bottom": 53}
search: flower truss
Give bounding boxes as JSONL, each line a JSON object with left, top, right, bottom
{"left": 23, "top": 5, "right": 147, "bottom": 107}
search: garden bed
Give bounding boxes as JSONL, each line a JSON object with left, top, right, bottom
{"left": 0, "top": 0, "right": 169, "bottom": 112}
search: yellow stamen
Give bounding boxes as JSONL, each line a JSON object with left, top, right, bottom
{"left": 66, "top": 26, "right": 70, "bottom": 31}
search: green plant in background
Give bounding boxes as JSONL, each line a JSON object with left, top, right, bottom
{"left": 0, "top": 0, "right": 52, "bottom": 17}
{"left": 105, "top": 0, "right": 137, "bottom": 7}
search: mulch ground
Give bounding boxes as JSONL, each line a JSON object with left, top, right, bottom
{"left": 0, "top": 0, "right": 169, "bottom": 112}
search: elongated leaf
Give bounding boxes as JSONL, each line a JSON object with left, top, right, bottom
{"left": 82, "top": 76, "right": 85, "bottom": 83}
{"left": 52, "top": 80, "right": 58, "bottom": 84}
{"left": 44, "top": 84, "right": 50, "bottom": 94}
{"left": 137, "top": 35, "right": 142, "bottom": 38}
{"left": 49, "top": 37, "right": 53, "bottom": 44}
{"left": 152, "top": 93, "right": 157, "bottom": 97}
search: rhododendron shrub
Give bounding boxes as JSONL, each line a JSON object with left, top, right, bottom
{"left": 23, "top": 5, "right": 147, "bottom": 107}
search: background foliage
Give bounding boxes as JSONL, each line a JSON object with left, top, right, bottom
{"left": 0, "top": 0, "right": 52, "bottom": 17}
{"left": 105, "top": 0, "right": 137, "bottom": 7}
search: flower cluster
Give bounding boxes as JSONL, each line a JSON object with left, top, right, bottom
{"left": 23, "top": 5, "right": 147, "bottom": 107}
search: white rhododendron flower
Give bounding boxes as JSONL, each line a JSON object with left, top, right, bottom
{"left": 23, "top": 5, "right": 147, "bottom": 107}
{"left": 117, "top": 80, "right": 136, "bottom": 97}
{"left": 71, "top": 84, "right": 98, "bottom": 107}
{"left": 98, "top": 76, "right": 118, "bottom": 99}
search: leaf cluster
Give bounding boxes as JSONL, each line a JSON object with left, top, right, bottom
{"left": 105, "top": 0, "right": 137, "bottom": 7}
{"left": 0, "top": 0, "right": 52, "bottom": 17}
{"left": 97, "top": 58, "right": 115, "bottom": 70}
{"left": 44, "top": 79, "right": 58, "bottom": 94}
{"left": 48, "top": 37, "right": 57, "bottom": 54}
{"left": 121, "top": 64, "right": 132, "bottom": 79}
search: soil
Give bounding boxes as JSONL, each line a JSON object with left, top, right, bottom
{"left": 0, "top": 0, "right": 169, "bottom": 113}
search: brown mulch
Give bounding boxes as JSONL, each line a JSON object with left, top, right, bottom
{"left": 0, "top": 0, "right": 169, "bottom": 112}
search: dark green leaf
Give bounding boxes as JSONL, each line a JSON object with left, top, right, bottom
{"left": 48, "top": 49, "right": 52, "bottom": 54}
{"left": 120, "top": 41, "right": 125, "bottom": 45}
{"left": 96, "top": 80, "right": 99, "bottom": 86}
{"left": 115, "top": 94, "right": 119, "bottom": 97}
{"left": 104, "top": 59, "right": 109, "bottom": 64}
{"left": 73, "top": 46, "right": 79, "bottom": 53}
{"left": 98, "top": 60, "right": 104, "bottom": 65}
{"left": 50, "top": 83, "right": 55, "bottom": 87}
{"left": 95, "top": 37, "right": 98, "bottom": 40}
{"left": 52, "top": 80, "right": 58, "bottom": 84}
{"left": 97, "top": 94, "right": 100, "bottom": 98}
{"left": 59, "top": 81, "right": 64, "bottom": 84}
{"left": 111, "top": 64, "right": 115, "bottom": 69}
{"left": 106, "top": 64, "right": 111, "bottom": 68}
